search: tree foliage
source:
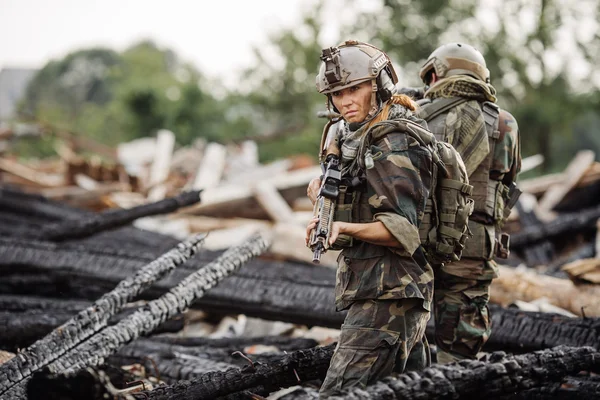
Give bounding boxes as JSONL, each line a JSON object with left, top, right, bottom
{"left": 16, "top": 0, "right": 600, "bottom": 172}
{"left": 352, "top": 0, "right": 600, "bottom": 173}
{"left": 20, "top": 41, "right": 231, "bottom": 150}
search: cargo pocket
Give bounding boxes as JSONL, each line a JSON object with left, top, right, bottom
{"left": 331, "top": 326, "right": 401, "bottom": 388}
{"left": 455, "top": 293, "right": 491, "bottom": 355}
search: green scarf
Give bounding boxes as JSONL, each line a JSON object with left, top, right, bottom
{"left": 425, "top": 75, "right": 497, "bottom": 103}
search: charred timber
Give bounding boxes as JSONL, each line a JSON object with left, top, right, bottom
{"left": 326, "top": 346, "right": 600, "bottom": 400}
{"left": 0, "top": 237, "right": 342, "bottom": 329}
{"left": 146, "top": 335, "right": 318, "bottom": 351}
{"left": 514, "top": 200, "right": 555, "bottom": 266}
{"left": 546, "top": 242, "right": 595, "bottom": 276}
{"left": 0, "top": 308, "right": 185, "bottom": 352}
{"left": 484, "top": 305, "right": 600, "bottom": 353}
{"left": 0, "top": 234, "right": 206, "bottom": 396}
{"left": 495, "top": 373, "right": 600, "bottom": 399}
{"left": 107, "top": 336, "right": 319, "bottom": 383}
{"left": 130, "top": 343, "right": 335, "bottom": 400}
{"left": 424, "top": 305, "right": 600, "bottom": 354}
{"left": 26, "top": 365, "right": 141, "bottom": 400}
{"left": 45, "top": 232, "right": 270, "bottom": 375}
{"left": 511, "top": 204, "right": 600, "bottom": 247}
{"left": 40, "top": 190, "right": 201, "bottom": 241}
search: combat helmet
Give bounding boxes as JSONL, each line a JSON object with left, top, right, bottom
{"left": 316, "top": 40, "right": 398, "bottom": 114}
{"left": 419, "top": 43, "right": 490, "bottom": 84}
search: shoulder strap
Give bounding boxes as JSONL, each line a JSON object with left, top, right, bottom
{"left": 418, "top": 96, "right": 469, "bottom": 121}
{"left": 481, "top": 101, "right": 500, "bottom": 139}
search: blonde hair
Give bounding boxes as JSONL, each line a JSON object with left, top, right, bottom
{"left": 364, "top": 94, "right": 418, "bottom": 131}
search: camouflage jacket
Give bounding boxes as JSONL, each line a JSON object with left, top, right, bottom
{"left": 333, "top": 104, "right": 435, "bottom": 312}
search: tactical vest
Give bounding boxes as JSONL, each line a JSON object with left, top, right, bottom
{"left": 417, "top": 97, "right": 508, "bottom": 260}
{"left": 331, "top": 118, "right": 474, "bottom": 265}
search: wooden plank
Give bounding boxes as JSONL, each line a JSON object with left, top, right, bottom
{"left": 253, "top": 181, "right": 296, "bottom": 223}
{"left": 147, "top": 129, "right": 175, "bottom": 201}
{"left": 192, "top": 142, "right": 227, "bottom": 190}
{"left": 268, "top": 223, "right": 339, "bottom": 267}
{"left": 490, "top": 265, "right": 600, "bottom": 317}
{"left": 202, "top": 224, "right": 270, "bottom": 250}
{"left": 183, "top": 215, "right": 269, "bottom": 232}
{"left": 179, "top": 165, "right": 321, "bottom": 219}
{"left": 537, "top": 150, "right": 595, "bottom": 212}
{"left": 519, "top": 154, "right": 544, "bottom": 174}
{"left": 562, "top": 258, "right": 600, "bottom": 284}
{"left": 0, "top": 158, "right": 65, "bottom": 187}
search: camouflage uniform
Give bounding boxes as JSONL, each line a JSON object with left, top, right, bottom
{"left": 417, "top": 74, "right": 521, "bottom": 363}
{"left": 319, "top": 103, "right": 435, "bottom": 397}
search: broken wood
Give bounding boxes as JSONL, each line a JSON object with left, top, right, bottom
{"left": 0, "top": 157, "right": 65, "bottom": 187}
{"left": 562, "top": 258, "right": 600, "bottom": 284}
{"left": 40, "top": 190, "right": 201, "bottom": 241}
{"left": 147, "top": 129, "right": 175, "bottom": 201}
{"left": 130, "top": 344, "right": 336, "bottom": 400}
{"left": 45, "top": 232, "right": 270, "bottom": 376}
{"left": 490, "top": 265, "right": 600, "bottom": 317}
{"left": 179, "top": 166, "right": 321, "bottom": 219}
{"left": 268, "top": 222, "right": 339, "bottom": 267}
{"left": 253, "top": 181, "right": 296, "bottom": 224}
{"left": 324, "top": 346, "right": 599, "bottom": 400}
{"left": 191, "top": 142, "right": 227, "bottom": 190}
{"left": 0, "top": 234, "right": 207, "bottom": 396}
{"left": 537, "top": 150, "right": 595, "bottom": 212}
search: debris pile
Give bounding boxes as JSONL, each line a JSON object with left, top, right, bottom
{"left": 1, "top": 131, "right": 600, "bottom": 398}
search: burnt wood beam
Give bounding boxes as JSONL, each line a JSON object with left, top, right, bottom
{"left": 0, "top": 236, "right": 342, "bottom": 329}
{"left": 131, "top": 343, "right": 336, "bottom": 400}
{"left": 45, "top": 232, "right": 270, "bottom": 375}
{"left": 484, "top": 305, "right": 600, "bottom": 352}
{"left": 0, "top": 308, "right": 185, "bottom": 352}
{"left": 326, "top": 346, "right": 600, "bottom": 400}
{"left": 40, "top": 190, "right": 201, "bottom": 241}
{"left": 511, "top": 204, "right": 600, "bottom": 247}
{"left": 0, "top": 234, "right": 206, "bottom": 396}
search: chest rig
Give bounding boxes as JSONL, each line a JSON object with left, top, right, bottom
{"left": 418, "top": 97, "right": 514, "bottom": 260}
{"left": 417, "top": 97, "right": 503, "bottom": 225}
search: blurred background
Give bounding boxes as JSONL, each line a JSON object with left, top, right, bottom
{"left": 1, "top": 0, "right": 599, "bottom": 175}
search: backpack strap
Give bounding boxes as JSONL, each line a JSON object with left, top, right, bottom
{"left": 481, "top": 101, "right": 500, "bottom": 140}
{"left": 418, "top": 96, "right": 469, "bottom": 122}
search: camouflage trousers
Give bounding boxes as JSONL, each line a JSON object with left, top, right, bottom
{"left": 319, "top": 298, "right": 430, "bottom": 398}
{"left": 433, "top": 267, "right": 492, "bottom": 363}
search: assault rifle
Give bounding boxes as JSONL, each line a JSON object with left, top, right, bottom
{"left": 308, "top": 123, "right": 342, "bottom": 263}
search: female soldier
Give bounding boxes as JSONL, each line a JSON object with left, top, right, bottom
{"left": 306, "top": 40, "right": 435, "bottom": 397}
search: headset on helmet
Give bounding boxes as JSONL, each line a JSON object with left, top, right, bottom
{"left": 419, "top": 43, "right": 490, "bottom": 84}
{"left": 316, "top": 40, "right": 398, "bottom": 114}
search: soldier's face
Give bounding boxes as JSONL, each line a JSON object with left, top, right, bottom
{"left": 330, "top": 81, "right": 372, "bottom": 123}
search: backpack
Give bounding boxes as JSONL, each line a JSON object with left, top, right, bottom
{"left": 361, "top": 118, "right": 474, "bottom": 265}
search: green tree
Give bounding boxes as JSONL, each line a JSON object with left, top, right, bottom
{"left": 19, "top": 40, "right": 229, "bottom": 154}
{"left": 352, "top": 0, "right": 600, "bottom": 173}
{"left": 228, "top": 1, "right": 329, "bottom": 161}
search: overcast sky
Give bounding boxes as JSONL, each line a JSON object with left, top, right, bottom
{"left": 0, "top": 0, "right": 379, "bottom": 87}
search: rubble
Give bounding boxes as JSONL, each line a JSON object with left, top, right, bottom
{"left": 1, "top": 131, "right": 600, "bottom": 399}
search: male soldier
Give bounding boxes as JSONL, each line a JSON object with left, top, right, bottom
{"left": 305, "top": 40, "right": 435, "bottom": 397}
{"left": 415, "top": 43, "right": 521, "bottom": 363}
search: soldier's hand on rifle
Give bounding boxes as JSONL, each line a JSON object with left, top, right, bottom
{"left": 328, "top": 221, "right": 343, "bottom": 246}
{"left": 307, "top": 177, "right": 322, "bottom": 205}
{"left": 306, "top": 217, "right": 344, "bottom": 248}
{"left": 305, "top": 216, "right": 319, "bottom": 247}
